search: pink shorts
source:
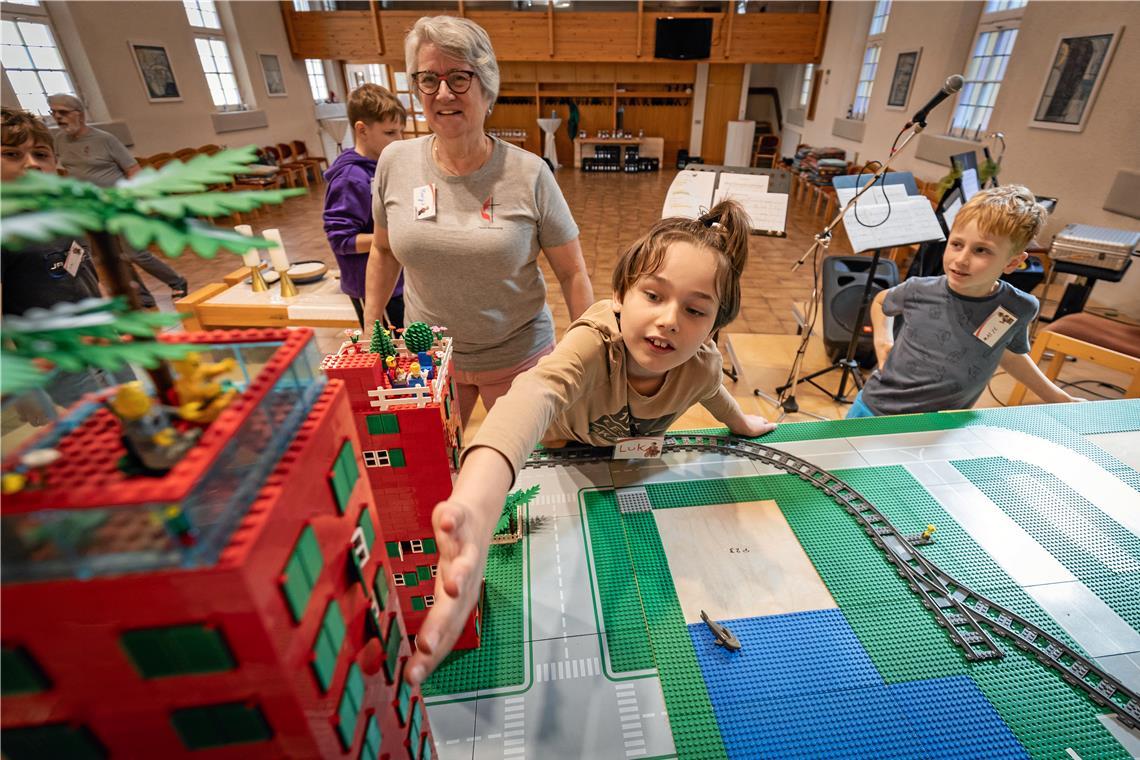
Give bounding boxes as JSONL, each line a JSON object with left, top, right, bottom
{"left": 452, "top": 343, "right": 555, "bottom": 428}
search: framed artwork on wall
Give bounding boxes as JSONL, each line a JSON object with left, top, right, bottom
{"left": 128, "top": 41, "right": 181, "bottom": 102}
{"left": 886, "top": 49, "right": 921, "bottom": 110}
{"left": 1030, "top": 28, "right": 1121, "bottom": 132}
{"left": 259, "top": 52, "right": 288, "bottom": 97}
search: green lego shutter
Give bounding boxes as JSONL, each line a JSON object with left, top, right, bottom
{"left": 409, "top": 701, "right": 424, "bottom": 759}
{"left": 403, "top": 571, "right": 419, "bottom": 588}
{"left": 384, "top": 617, "right": 402, "bottom": 682}
{"left": 0, "top": 723, "right": 105, "bottom": 760}
{"left": 170, "top": 702, "right": 272, "bottom": 750}
{"left": 365, "top": 413, "right": 400, "bottom": 435}
{"left": 416, "top": 565, "right": 432, "bottom": 581}
{"left": 422, "top": 538, "right": 437, "bottom": 554}
{"left": 396, "top": 678, "right": 412, "bottom": 724}
{"left": 121, "top": 625, "right": 235, "bottom": 679}
{"left": 411, "top": 596, "right": 425, "bottom": 611}
{"left": 281, "top": 526, "right": 323, "bottom": 623}
{"left": 311, "top": 601, "right": 346, "bottom": 693}
{"left": 422, "top": 733, "right": 433, "bottom": 760}
{"left": 335, "top": 663, "right": 365, "bottom": 749}
{"left": 388, "top": 448, "right": 406, "bottom": 467}
{"left": 357, "top": 507, "right": 376, "bottom": 549}
{"left": 385, "top": 541, "right": 401, "bottom": 559}
{"left": 360, "top": 715, "right": 382, "bottom": 760}
{"left": 329, "top": 439, "right": 360, "bottom": 513}
{"left": 374, "top": 569, "right": 390, "bottom": 610}
{"left": 1, "top": 646, "right": 50, "bottom": 695}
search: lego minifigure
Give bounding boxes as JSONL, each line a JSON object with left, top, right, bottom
{"left": 406, "top": 361, "right": 425, "bottom": 388}
{"left": 107, "top": 382, "right": 200, "bottom": 475}
{"left": 392, "top": 365, "right": 409, "bottom": 387}
{"left": 171, "top": 352, "right": 239, "bottom": 424}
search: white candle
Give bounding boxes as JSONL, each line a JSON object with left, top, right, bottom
{"left": 234, "top": 225, "right": 260, "bottom": 267}
{"left": 262, "top": 228, "right": 290, "bottom": 271}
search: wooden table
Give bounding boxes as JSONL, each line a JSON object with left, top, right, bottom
{"left": 177, "top": 268, "right": 358, "bottom": 331}
{"left": 573, "top": 136, "right": 665, "bottom": 169}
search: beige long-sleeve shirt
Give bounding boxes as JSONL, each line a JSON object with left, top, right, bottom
{"left": 465, "top": 300, "right": 737, "bottom": 479}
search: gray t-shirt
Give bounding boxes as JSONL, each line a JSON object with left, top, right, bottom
{"left": 373, "top": 135, "right": 579, "bottom": 372}
{"left": 55, "top": 128, "right": 137, "bottom": 188}
{"left": 861, "top": 276, "right": 1037, "bottom": 416}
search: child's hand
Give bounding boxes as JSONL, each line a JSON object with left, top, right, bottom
{"left": 405, "top": 499, "right": 491, "bottom": 686}
{"left": 731, "top": 414, "right": 778, "bottom": 438}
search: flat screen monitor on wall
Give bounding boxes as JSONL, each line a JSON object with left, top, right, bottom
{"left": 654, "top": 18, "right": 713, "bottom": 60}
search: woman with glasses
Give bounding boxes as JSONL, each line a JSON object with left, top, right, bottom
{"left": 365, "top": 15, "right": 593, "bottom": 429}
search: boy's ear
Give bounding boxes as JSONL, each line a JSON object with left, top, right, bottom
{"left": 1003, "top": 250, "right": 1028, "bottom": 274}
{"left": 352, "top": 120, "right": 367, "bottom": 136}
{"left": 612, "top": 291, "right": 623, "bottom": 314}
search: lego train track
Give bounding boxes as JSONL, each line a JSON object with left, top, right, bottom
{"left": 524, "top": 434, "right": 1140, "bottom": 730}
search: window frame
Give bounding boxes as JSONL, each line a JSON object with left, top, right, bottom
{"left": 182, "top": 0, "right": 245, "bottom": 112}
{"left": 304, "top": 58, "right": 327, "bottom": 102}
{"left": 798, "top": 63, "right": 814, "bottom": 109}
{"left": 946, "top": 3, "right": 1025, "bottom": 139}
{"left": 1, "top": 2, "right": 78, "bottom": 117}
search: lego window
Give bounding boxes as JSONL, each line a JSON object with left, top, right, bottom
{"left": 409, "top": 700, "right": 424, "bottom": 758}
{"left": 430, "top": 564, "right": 438, "bottom": 577}
{"left": 329, "top": 439, "right": 360, "bottom": 513}
{"left": 361, "top": 715, "right": 382, "bottom": 759}
{"left": 394, "top": 573, "right": 406, "bottom": 587}
{"left": 1, "top": 646, "right": 51, "bottom": 695}
{"left": 121, "top": 624, "right": 235, "bottom": 679}
{"left": 374, "top": 567, "right": 390, "bottom": 609}
{"left": 357, "top": 507, "right": 376, "bottom": 550}
{"left": 362, "top": 449, "right": 390, "bottom": 468}
{"left": 424, "top": 595, "right": 435, "bottom": 607}
{"left": 396, "top": 675, "right": 412, "bottom": 724}
{"left": 384, "top": 618, "right": 402, "bottom": 681}
{"left": 423, "top": 538, "right": 437, "bottom": 554}
{"left": 365, "top": 412, "right": 400, "bottom": 435}
{"left": 281, "top": 526, "right": 323, "bottom": 623}
{"left": 170, "top": 701, "right": 272, "bottom": 750}
{"left": 388, "top": 448, "right": 407, "bottom": 467}
{"left": 335, "top": 663, "right": 366, "bottom": 749}
{"left": 421, "top": 733, "right": 433, "bottom": 760}
{"left": 311, "top": 600, "right": 346, "bottom": 693}
{"left": 410, "top": 539, "right": 424, "bottom": 553}
{"left": 0, "top": 723, "right": 105, "bottom": 759}
{"left": 411, "top": 595, "right": 425, "bottom": 611}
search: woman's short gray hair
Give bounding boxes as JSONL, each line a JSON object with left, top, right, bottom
{"left": 405, "top": 16, "right": 500, "bottom": 111}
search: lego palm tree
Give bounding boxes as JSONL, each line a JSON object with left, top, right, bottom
{"left": 1, "top": 145, "right": 303, "bottom": 397}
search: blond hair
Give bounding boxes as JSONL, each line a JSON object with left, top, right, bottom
{"left": 953, "top": 185, "right": 1048, "bottom": 256}
{"left": 347, "top": 83, "right": 406, "bottom": 127}
{"left": 611, "top": 200, "right": 751, "bottom": 330}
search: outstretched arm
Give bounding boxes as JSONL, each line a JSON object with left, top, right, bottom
{"left": 701, "top": 384, "right": 777, "bottom": 437}
{"left": 362, "top": 227, "right": 401, "bottom": 331}
{"left": 999, "top": 350, "right": 1080, "bottom": 404}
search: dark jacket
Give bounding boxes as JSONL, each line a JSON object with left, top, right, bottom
{"left": 322, "top": 148, "right": 403, "bottom": 300}
{"left": 2, "top": 238, "right": 102, "bottom": 316}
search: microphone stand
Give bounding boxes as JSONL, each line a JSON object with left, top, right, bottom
{"left": 754, "top": 119, "right": 928, "bottom": 421}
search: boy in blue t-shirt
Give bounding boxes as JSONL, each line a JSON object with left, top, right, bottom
{"left": 849, "top": 185, "right": 1079, "bottom": 418}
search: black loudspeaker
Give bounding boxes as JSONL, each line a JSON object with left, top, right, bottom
{"left": 821, "top": 256, "right": 900, "bottom": 367}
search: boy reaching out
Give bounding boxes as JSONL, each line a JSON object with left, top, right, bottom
{"left": 847, "top": 185, "right": 1080, "bottom": 418}
{"left": 405, "top": 200, "right": 776, "bottom": 684}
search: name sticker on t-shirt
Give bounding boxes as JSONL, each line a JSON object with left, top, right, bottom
{"left": 974, "top": 305, "right": 1018, "bottom": 347}
{"left": 64, "top": 240, "right": 85, "bottom": 277}
{"left": 613, "top": 436, "right": 665, "bottom": 460}
{"left": 413, "top": 184, "right": 436, "bottom": 220}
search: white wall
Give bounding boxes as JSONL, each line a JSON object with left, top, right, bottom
{"left": 35, "top": 0, "right": 320, "bottom": 157}
{"left": 796, "top": 0, "right": 1140, "bottom": 310}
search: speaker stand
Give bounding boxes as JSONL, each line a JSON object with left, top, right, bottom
{"left": 775, "top": 247, "right": 885, "bottom": 404}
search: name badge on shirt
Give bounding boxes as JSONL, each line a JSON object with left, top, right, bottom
{"left": 413, "top": 184, "right": 436, "bottom": 220}
{"left": 613, "top": 436, "right": 665, "bottom": 460}
{"left": 974, "top": 305, "right": 1018, "bottom": 347}
{"left": 64, "top": 240, "right": 85, "bottom": 277}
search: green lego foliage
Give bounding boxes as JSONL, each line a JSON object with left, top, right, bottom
{"left": 495, "top": 484, "right": 540, "bottom": 535}
{"left": 370, "top": 321, "right": 397, "bottom": 358}
{"left": 402, "top": 321, "right": 434, "bottom": 354}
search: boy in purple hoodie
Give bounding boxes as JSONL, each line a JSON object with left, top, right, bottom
{"left": 323, "top": 84, "right": 407, "bottom": 328}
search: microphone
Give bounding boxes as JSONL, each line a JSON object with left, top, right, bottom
{"left": 908, "top": 74, "right": 964, "bottom": 128}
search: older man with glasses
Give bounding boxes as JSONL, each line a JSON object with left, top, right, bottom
{"left": 47, "top": 93, "right": 188, "bottom": 306}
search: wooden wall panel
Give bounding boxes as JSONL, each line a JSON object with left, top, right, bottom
{"left": 621, "top": 102, "right": 692, "bottom": 168}
{"left": 285, "top": 8, "right": 825, "bottom": 65}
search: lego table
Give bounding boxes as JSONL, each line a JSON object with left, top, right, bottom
{"left": 421, "top": 399, "right": 1140, "bottom": 759}
{"left": 176, "top": 267, "right": 358, "bottom": 330}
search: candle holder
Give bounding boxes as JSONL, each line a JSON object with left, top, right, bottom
{"left": 249, "top": 264, "right": 269, "bottom": 292}
{"left": 277, "top": 267, "right": 298, "bottom": 298}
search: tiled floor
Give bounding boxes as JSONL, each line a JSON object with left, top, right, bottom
{"left": 140, "top": 166, "right": 1130, "bottom": 429}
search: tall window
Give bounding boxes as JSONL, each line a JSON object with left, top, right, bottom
{"left": 183, "top": 0, "right": 242, "bottom": 110}
{"left": 850, "top": 0, "right": 890, "bottom": 120}
{"left": 1, "top": 3, "right": 76, "bottom": 115}
{"left": 948, "top": 1, "right": 1025, "bottom": 139}
{"left": 305, "top": 59, "right": 327, "bottom": 101}
{"left": 798, "top": 63, "right": 814, "bottom": 109}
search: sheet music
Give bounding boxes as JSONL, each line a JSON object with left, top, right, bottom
{"left": 662, "top": 170, "right": 717, "bottom": 219}
{"left": 713, "top": 187, "right": 788, "bottom": 234}
{"left": 842, "top": 197, "right": 945, "bottom": 253}
{"left": 836, "top": 182, "right": 909, "bottom": 208}
{"left": 717, "top": 173, "right": 769, "bottom": 193}
{"left": 943, "top": 196, "right": 963, "bottom": 233}
{"left": 961, "top": 168, "right": 980, "bottom": 200}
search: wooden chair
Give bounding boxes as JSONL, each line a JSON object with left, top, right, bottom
{"left": 147, "top": 152, "right": 176, "bottom": 169}
{"left": 196, "top": 144, "right": 222, "bottom": 156}
{"left": 751, "top": 134, "right": 781, "bottom": 169}
{"left": 263, "top": 145, "right": 309, "bottom": 190}
{"left": 292, "top": 139, "right": 328, "bottom": 172}
{"left": 1008, "top": 312, "right": 1140, "bottom": 404}
{"left": 277, "top": 142, "right": 322, "bottom": 187}
{"left": 173, "top": 147, "right": 199, "bottom": 163}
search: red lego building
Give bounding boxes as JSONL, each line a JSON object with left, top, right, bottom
{"left": 321, "top": 332, "right": 481, "bottom": 651}
{"left": 1, "top": 329, "right": 434, "bottom": 759}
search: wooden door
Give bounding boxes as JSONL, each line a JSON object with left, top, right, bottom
{"left": 701, "top": 64, "right": 745, "bottom": 165}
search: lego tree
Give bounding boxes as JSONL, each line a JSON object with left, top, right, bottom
{"left": 402, "top": 321, "right": 435, "bottom": 354}
{"left": 370, "top": 320, "right": 397, "bottom": 358}
{"left": 0, "top": 146, "right": 303, "bottom": 396}
{"left": 495, "top": 484, "right": 540, "bottom": 537}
